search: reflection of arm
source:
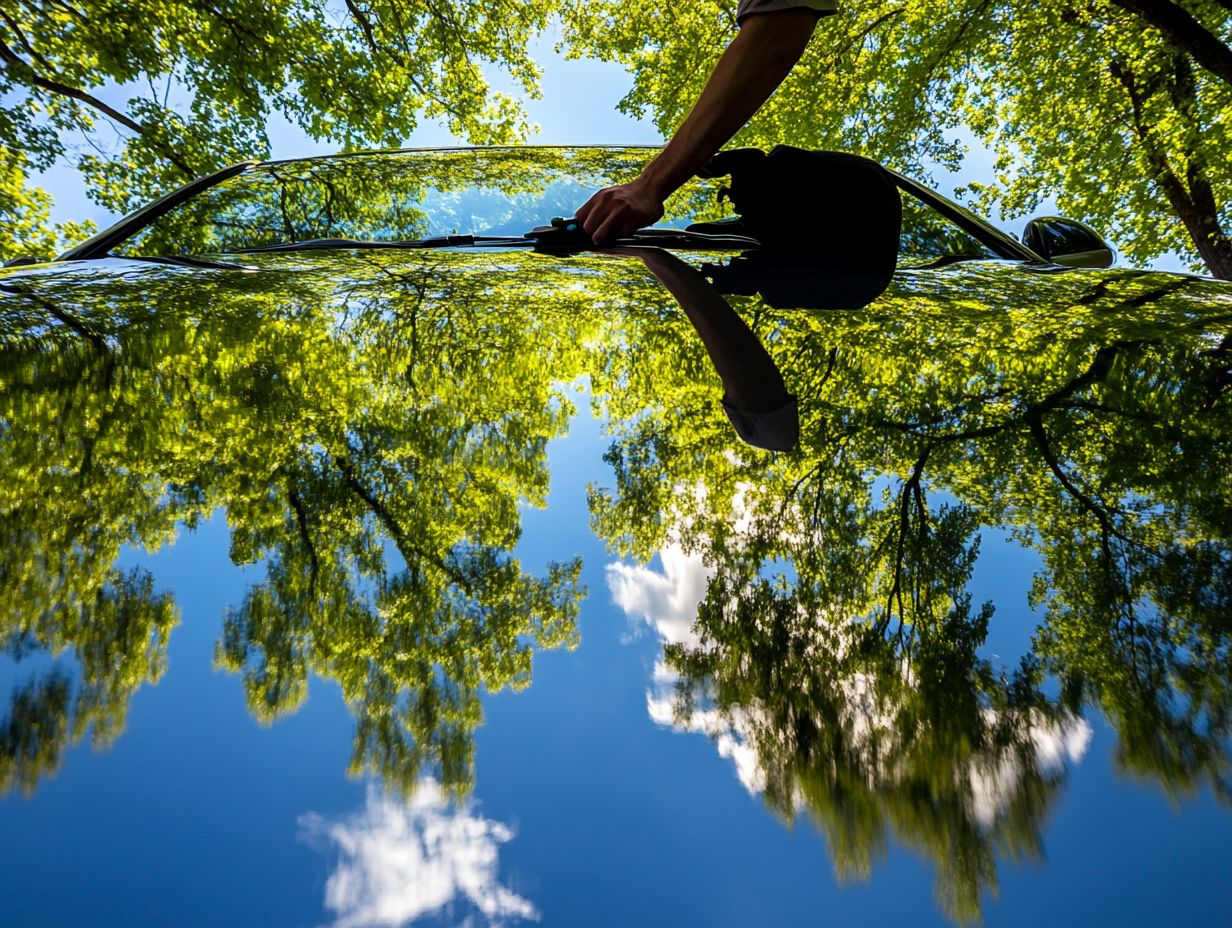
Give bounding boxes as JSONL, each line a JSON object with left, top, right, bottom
{"left": 627, "top": 247, "right": 792, "bottom": 413}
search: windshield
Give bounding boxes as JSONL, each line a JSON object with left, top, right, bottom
{"left": 897, "top": 194, "right": 1002, "bottom": 265}
{"left": 105, "top": 147, "right": 1022, "bottom": 264}
{"left": 112, "top": 148, "right": 728, "bottom": 256}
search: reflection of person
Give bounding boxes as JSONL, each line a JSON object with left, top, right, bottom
{"left": 606, "top": 246, "right": 799, "bottom": 451}
{"left": 576, "top": 2, "right": 834, "bottom": 246}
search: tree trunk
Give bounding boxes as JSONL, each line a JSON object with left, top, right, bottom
{"left": 1112, "top": 56, "right": 1232, "bottom": 279}
{"left": 1166, "top": 164, "right": 1232, "bottom": 280}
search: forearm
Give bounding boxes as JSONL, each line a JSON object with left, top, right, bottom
{"left": 636, "top": 10, "right": 821, "bottom": 200}
{"left": 575, "top": 9, "right": 820, "bottom": 245}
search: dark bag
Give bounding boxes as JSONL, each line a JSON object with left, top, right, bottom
{"left": 692, "top": 146, "right": 902, "bottom": 308}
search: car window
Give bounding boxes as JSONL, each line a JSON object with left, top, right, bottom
{"left": 897, "top": 193, "right": 1000, "bottom": 267}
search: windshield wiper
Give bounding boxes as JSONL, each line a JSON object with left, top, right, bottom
{"left": 231, "top": 228, "right": 762, "bottom": 256}
{"left": 233, "top": 234, "right": 532, "bottom": 254}
{"left": 526, "top": 222, "right": 761, "bottom": 253}
{"left": 620, "top": 228, "right": 761, "bottom": 249}
{"left": 117, "top": 254, "right": 260, "bottom": 271}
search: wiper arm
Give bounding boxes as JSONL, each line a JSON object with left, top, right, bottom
{"left": 230, "top": 229, "right": 761, "bottom": 257}
{"left": 232, "top": 234, "right": 532, "bottom": 254}
{"left": 621, "top": 228, "right": 761, "bottom": 250}
{"left": 527, "top": 221, "right": 760, "bottom": 253}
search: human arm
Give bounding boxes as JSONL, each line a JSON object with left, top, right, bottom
{"left": 575, "top": 8, "right": 823, "bottom": 245}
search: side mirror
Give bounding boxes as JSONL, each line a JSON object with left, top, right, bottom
{"left": 1022, "top": 216, "right": 1114, "bottom": 268}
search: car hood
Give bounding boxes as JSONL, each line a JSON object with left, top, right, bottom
{"left": 4, "top": 242, "right": 1232, "bottom": 923}
{"left": 4, "top": 249, "right": 1231, "bottom": 452}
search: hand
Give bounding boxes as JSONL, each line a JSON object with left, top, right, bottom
{"left": 575, "top": 179, "right": 665, "bottom": 246}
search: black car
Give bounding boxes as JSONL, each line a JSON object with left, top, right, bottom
{"left": 2, "top": 147, "right": 1230, "bottom": 927}
{"left": 11, "top": 145, "right": 1112, "bottom": 271}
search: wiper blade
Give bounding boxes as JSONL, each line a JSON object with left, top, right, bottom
{"left": 527, "top": 222, "right": 761, "bottom": 254}
{"left": 232, "top": 234, "right": 532, "bottom": 254}
{"left": 119, "top": 254, "right": 260, "bottom": 271}
{"left": 621, "top": 228, "right": 761, "bottom": 249}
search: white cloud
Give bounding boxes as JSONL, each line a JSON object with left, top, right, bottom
{"left": 608, "top": 539, "right": 1094, "bottom": 828}
{"left": 606, "top": 544, "right": 712, "bottom": 650}
{"left": 300, "top": 782, "right": 538, "bottom": 928}
{"left": 609, "top": 545, "right": 770, "bottom": 794}
{"left": 647, "top": 691, "right": 767, "bottom": 794}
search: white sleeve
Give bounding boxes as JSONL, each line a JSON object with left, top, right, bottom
{"left": 721, "top": 395, "right": 799, "bottom": 452}
{"left": 735, "top": 0, "right": 838, "bottom": 25}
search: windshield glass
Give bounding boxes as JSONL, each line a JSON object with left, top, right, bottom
{"left": 112, "top": 148, "right": 728, "bottom": 256}
{"left": 898, "top": 193, "right": 1002, "bottom": 266}
{"left": 109, "top": 148, "right": 1017, "bottom": 264}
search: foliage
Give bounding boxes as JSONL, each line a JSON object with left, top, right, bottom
{"left": 0, "top": 148, "right": 94, "bottom": 261}
{"left": 0, "top": 0, "right": 561, "bottom": 256}
{"left": 560, "top": 0, "right": 1232, "bottom": 276}
{"left": 0, "top": 245, "right": 649, "bottom": 796}
{"left": 587, "top": 259, "right": 1232, "bottom": 920}
{"left": 0, "top": 568, "right": 176, "bottom": 795}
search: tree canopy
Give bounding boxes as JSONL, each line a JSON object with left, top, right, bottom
{"left": 0, "top": 0, "right": 559, "bottom": 259}
{"left": 5, "top": 0, "right": 1228, "bottom": 276}
{"left": 587, "top": 258, "right": 1232, "bottom": 921}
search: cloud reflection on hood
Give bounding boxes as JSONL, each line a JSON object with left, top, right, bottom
{"left": 608, "top": 544, "right": 1092, "bottom": 827}
{"left": 300, "top": 783, "right": 537, "bottom": 928}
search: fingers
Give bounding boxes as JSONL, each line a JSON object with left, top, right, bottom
{"left": 592, "top": 214, "right": 622, "bottom": 247}
{"left": 575, "top": 189, "right": 600, "bottom": 225}
{"left": 577, "top": 190, "right": 612, "bottom": 240}
{"left": 584, "top": 194, "right": 634, "bottom": 245}
{"left": 577, "top": 186, "right": 618, "bottom": 234}
{"left": 576, "top": 182, "right": 663, "bottom": 245}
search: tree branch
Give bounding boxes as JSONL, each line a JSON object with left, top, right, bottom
{"left": 333, "top": 453, "right": 476, "bottom": 596}
{"left": 1112, "top": 56, "right": 1232, "bottom": 277}
{"left": 0, "top": 7, "right": 56, "bottom": 74}
{"left": 0, "top": 35, "right": 144, "bottom": 134}
{"left": 0, "top": 35, "right": 195, "bottom": 176}
{"left": 1107, "top": 0, "right": 1232, "bottom": 88}
{"left": 286, "top": 485, "right": 321, "bottom": 594}
{"left": 880, "top": 448, "right": 929, "bottom": 636}
{"left": 342, "top": 0, "right": 470, "bottom": 125}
